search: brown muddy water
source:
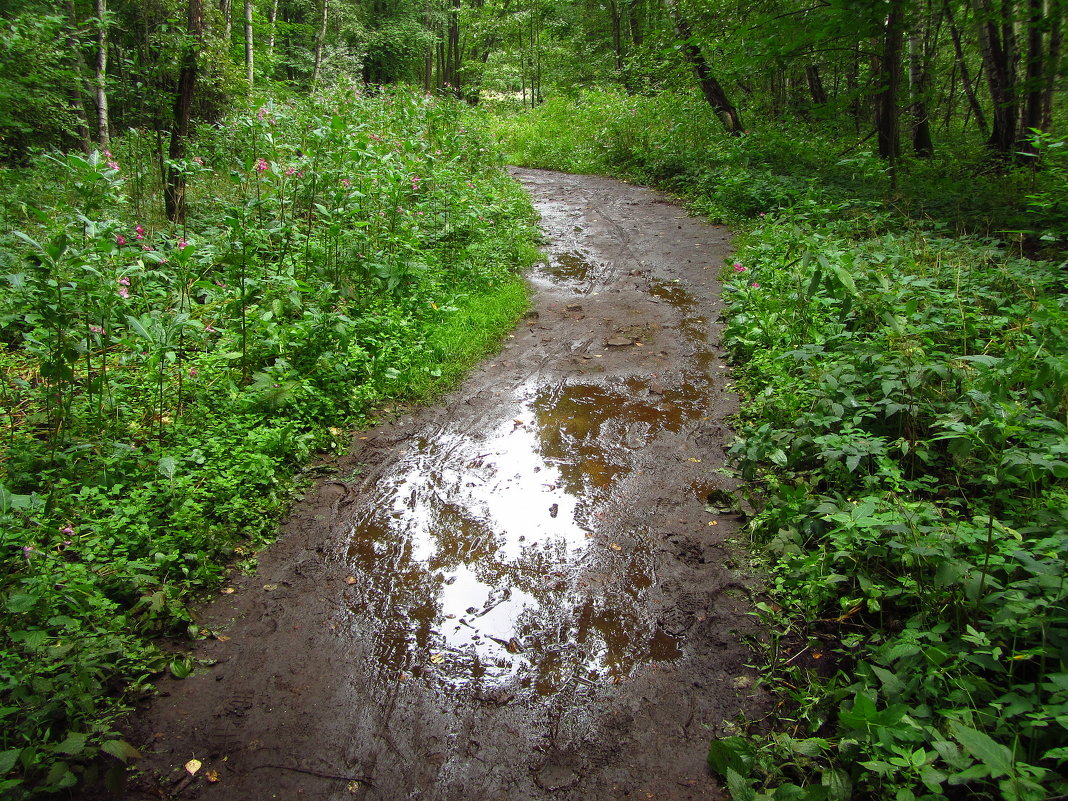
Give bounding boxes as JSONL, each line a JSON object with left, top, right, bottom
{"left": 106, "top": 169, "right": 766, "bottom": 801}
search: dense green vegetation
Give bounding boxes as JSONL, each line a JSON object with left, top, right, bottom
{"left": 0, "top": 87, "right": 537, "bottom": 796}
{"left": 499, "top": 91, "right": 1068, "bottom": 801}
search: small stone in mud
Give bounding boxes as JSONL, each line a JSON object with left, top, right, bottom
{"left": 606, "top": 335, "right": 635, "bottom": 347}
{"left": 535, "top": 764, "right": 579, "bottom": 791}
{"left": 565, "top": 304, "right": 582, "bottom": 312}
{"left": 648, "top": 382, "right": 666, "bottom": 395}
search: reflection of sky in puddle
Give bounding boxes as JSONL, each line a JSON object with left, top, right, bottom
{"left": 346, "top": 380, "right": 707, "bottom": 694}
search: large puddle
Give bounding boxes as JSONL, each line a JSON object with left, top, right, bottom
{"left": 343, "top": 262, "right": 718, "bottom": 698}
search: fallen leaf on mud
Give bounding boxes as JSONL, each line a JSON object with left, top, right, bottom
{"left": 262, "top": 584, "right": 278, "bottom": 591}
{"left": 214, "top": 635, "right": 231, "bottom": 642}
{"left": 184, "top": 759, "right": 202, "bottom": 776}
{"left": 221, "top": 587, "right": 236, "bottom": 594}
{"left": 344, "top": 576, "right": 358, "bottom": 585}
{"left": 205, "top": 770, "right": 220, "bottom": 783}
{"left": 430, "top": 653, "right": 446, "bottom": 664}
{"left": 708, "top": 521, "right": 719, "bottom": 526}
{"left": 732, "top": 676, "right": 752, "bottom": 689}
{"left": 687, "top": 457, "right": 702, "bottom": 463}
{"left": 609, "top": 543, "right": 622, "bottom": 551}
{"left": 506, "top": 637, "right": 524, "bottom": 654}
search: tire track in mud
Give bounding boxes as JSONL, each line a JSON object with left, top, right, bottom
{"left": 104, "top": 168, "right": 767, "bottom": 801}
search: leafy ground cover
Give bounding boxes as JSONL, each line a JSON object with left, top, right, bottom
{"left": 0, "top": 86, "right": 539, "bottom": 796}
{"left": 497, "top": 90, "right": 1068, "bottom": 801}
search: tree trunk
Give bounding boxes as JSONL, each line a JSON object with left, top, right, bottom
{"left": 446, "top": 0, "right": 462, "bottom": 95}
{"left": 805, "top": 64, "right": 827, "bottom": 105}
{"left": 94, "top": 0, "right": 110, "bottom": 147}
{"left": 221, "top": 0, "right": 232, "bottom": 40}
{"left": 909, "top": 28, "right": 934, "bottom": 156}
{"left": 973, "top": 0, "right": 1019, "bottom": 154}
{"left": 312, "top": 0, "right": 329, "bottom": 87}
{"left": 267, "top": 0, "right": 279, "bottom": 64}
{"left": 610, "top": 0, "right": 624, "bottom": 72}
{"left": 875, "top": 0, "right": 904, "bottom": 164}
{"left": 244, "top": 0, "right": 254, "bottom": 85}
{"left": 1019, "top": 0, "right": 1045, "bottom": 145}
{"left": 662, "top": 0, "right": 742, "bottom": 134}
{"left": 65, "top": 0, "right": 92, "bottom": 153}
{"left": 945, "top": 0, "right": 989, "bottom": 135}
{"left": 1042, "top": 0, "right": 1063, "bottom": 128}
{"left": 628, "top": 0, "right": 643, "bottom": 48}
{"left": 165, "top": 0, "right": 204, "bottom": 223}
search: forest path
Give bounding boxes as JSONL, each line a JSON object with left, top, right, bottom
{"left": 112, "top": 169, "right": 764, "bottom": 801}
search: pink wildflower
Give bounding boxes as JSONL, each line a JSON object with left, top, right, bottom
{"left": 118, "top": 277, "right": 130, "bottom": 286}
{"left": 257, "top": 107, "right": 268, "bottom": 119}
{"left": 118, "top": 287, "right": 130, "bottom": 299}
{"left": 255, "top": 158, "right": 269, "bottom": 173}
{"left": 61, "top": 526, "right": 74, "bottom": 535}
{"left": 134, "top": 224, "right": 145, "bottom": 240}
{"left": 192, "top": 156, "right": 204, "bottom": 166}
{"left": 178, "top": 238, "right": 188, "bottom": 250}
{"left": 752, "top": 282, "right": 760, "bottom": 288}
{"left": 90, "top": 325, "right": 105, "bottom": 335}
{"left": 205, "top": 323, "right": 216, "bottom": 333}
{"left": 341, "top": 178, "right": 351, "bottom": 188}
{"left": 733, "top": 263, "right": 746, "bottom": 272}
{"left": 189, "top": 368, "right": 198, "bottom": 377}
{"left": 116, "top": 234, "right": 126, "bottom": 247}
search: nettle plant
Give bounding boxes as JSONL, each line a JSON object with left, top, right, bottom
{"left": 718, "top": 209, "right": 1068, "bottom": 801}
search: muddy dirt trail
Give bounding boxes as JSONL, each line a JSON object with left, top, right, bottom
{"left": 111, "top": 169, "right": 766, "bottom": 800}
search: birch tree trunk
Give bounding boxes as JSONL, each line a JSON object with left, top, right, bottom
{"left": 244, "top": 0, "right": 254, "bottom": 85}
{"left": 221, "top": 0, "right": 232, "bottom": 40}
{"left": 94, "top": 0, "right": 110, "bottom": 147}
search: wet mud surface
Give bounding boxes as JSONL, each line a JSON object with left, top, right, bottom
{"left": 111, "top": 169, "right": 766, "bottom": 800}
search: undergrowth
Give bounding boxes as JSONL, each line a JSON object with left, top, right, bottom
{"left": 498, "top": 90, "right": 1068, "bottom": 800}
{"left": 0, "top": 85, "right": 539, "bottom": 797}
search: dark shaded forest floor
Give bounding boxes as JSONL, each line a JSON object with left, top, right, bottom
{"left": 97, "top": 169, "right": 766, "bottom": 800}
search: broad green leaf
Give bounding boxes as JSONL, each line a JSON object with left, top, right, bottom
{"left": 6, "top": 595, "right": 38, "bottom": 614}
{"left": 45, "top": 761, "right": 76, "bottom": 789}
{"left": 0, "top": 749, "right": 19, "bottom": 774}
{"left": 707, "top": 735, "right": 754, "bottom": 778}
{"left": 949, "top": 721, "right": 1013, "bottom": 778}
{"left": 821, "top": 768, "right": 852, "bottom": 801}
{"left": 100, "top": 739, "right": 141, "bottom": 763}
{"left": 53, "top": 732, "right": 88, "bottom": 756}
